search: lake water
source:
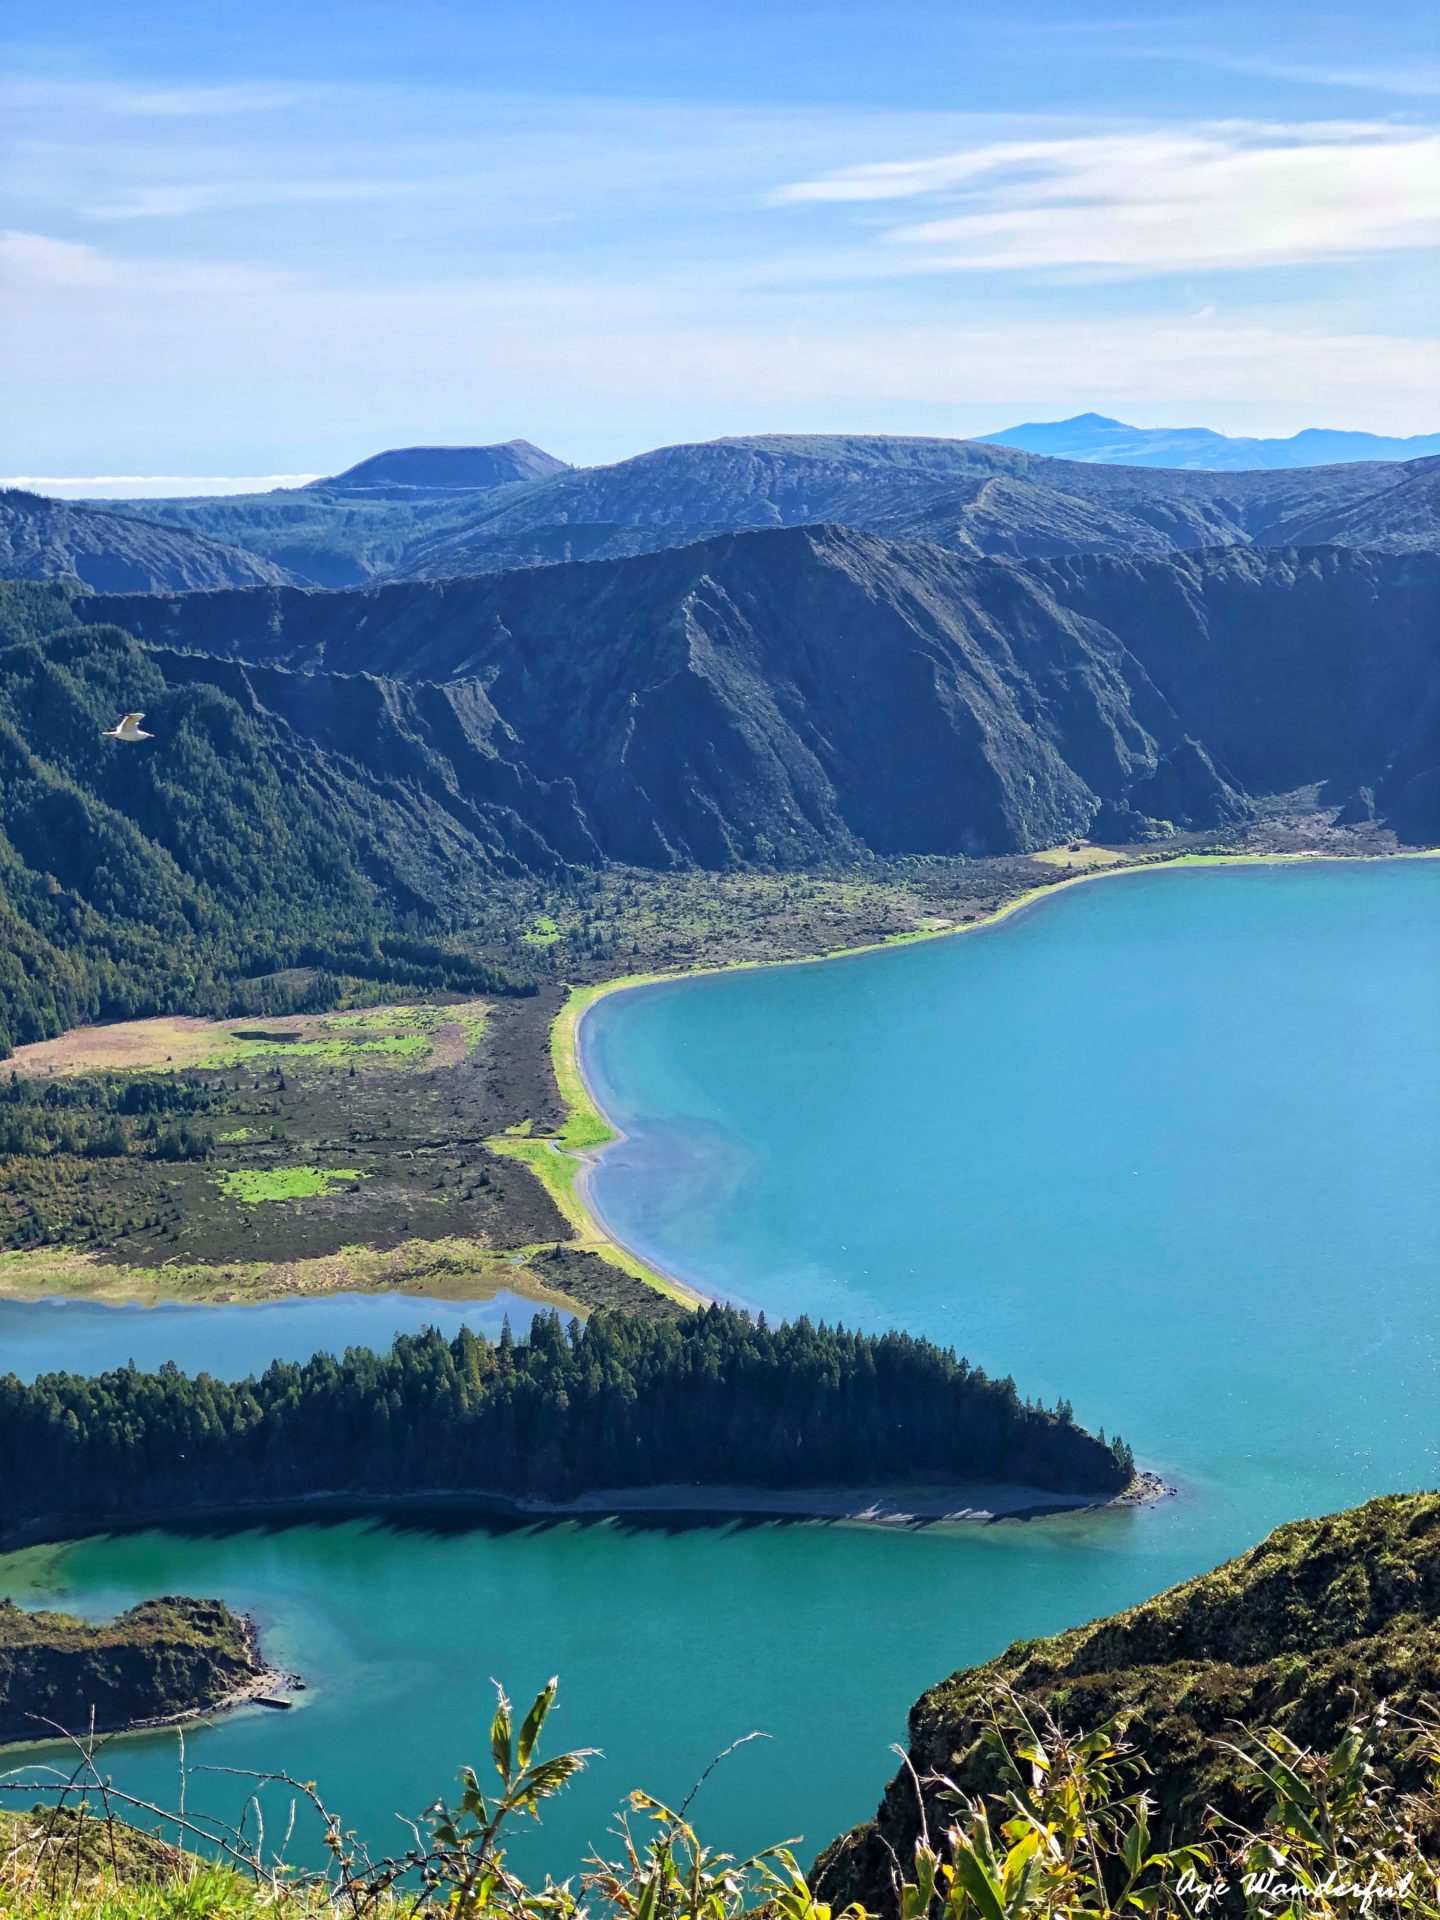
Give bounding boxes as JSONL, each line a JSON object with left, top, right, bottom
{"left": 3, "top": 860, "right": 1437, "bottom": 1879}
{"left": 0, "top": 1289, "right": 560, "bottom": 1383}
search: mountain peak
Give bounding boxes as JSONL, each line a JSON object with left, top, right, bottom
{"left": 982, "top": 414, "right": 1440, "bottom": 471}
{"left": 311, "top": 442, "right": 571, "bottom": 495}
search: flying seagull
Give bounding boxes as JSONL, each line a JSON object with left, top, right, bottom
{"left": 103, "top": 712, "right": 153, "bottom": 742}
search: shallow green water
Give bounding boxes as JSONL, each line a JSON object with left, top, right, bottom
{"left": 4, "top": 861, "right": 1437, "bottom": 1876}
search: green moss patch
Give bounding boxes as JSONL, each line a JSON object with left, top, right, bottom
{"left": 216, "top": 1165, "right": 366, "bottom": 1205}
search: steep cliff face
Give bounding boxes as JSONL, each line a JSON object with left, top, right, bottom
{"left": 0, "top": 602, "right": 536, "bottom": 1046}
{"left": 813, "top": 1493, "right": 1440, "bottom": 1913}
{"left": 0, "top": 1596, "right": 264, "bottom": 1743}
{"left": 89, "top": 531, "right": 1440, "bottom": 860}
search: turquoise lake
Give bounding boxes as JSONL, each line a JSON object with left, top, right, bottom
{"left": 3, "top": 859, "right": 1437, "bottom": 1878}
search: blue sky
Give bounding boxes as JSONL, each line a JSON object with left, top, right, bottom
{"left": 2, "top": 0, "right": 1437, "bottom": 486}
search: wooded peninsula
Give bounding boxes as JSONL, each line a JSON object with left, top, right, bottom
{"left": 0, "top": 1307, "right": 1134, "bottom": 1531}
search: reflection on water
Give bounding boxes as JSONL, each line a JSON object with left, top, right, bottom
{"left": 0, "top": 1288, "right": 565, "bottom": 1382}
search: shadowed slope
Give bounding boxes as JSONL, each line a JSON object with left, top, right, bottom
{"left": 0, "top": 490, "right": 292, "bottom": 592}
{"left": 108, "top": 434, "right": 1438, "bottom": 588}
{"left": 89, "top": 529, "right": 1440, "bottom": 859}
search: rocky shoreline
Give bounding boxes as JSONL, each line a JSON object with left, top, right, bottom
{"left": 0, "top": 1597, "right": 299, "bottom": 1749}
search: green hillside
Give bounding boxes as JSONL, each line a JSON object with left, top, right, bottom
{"left": 814, "top": 1490, "right": 1440, "bottom": 1910}
{"left": 0, "top": 491, "right": 292, "bottom": 592}
{"left": 0, "top": 587, "right": 529, "bottom": 1050}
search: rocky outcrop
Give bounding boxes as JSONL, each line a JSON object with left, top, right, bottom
{"left": 813, "top": 1492, "right": 1440, "bottom": 1913}
{"left": 0, "top": 1596, "right": 267, "bottom": 1743}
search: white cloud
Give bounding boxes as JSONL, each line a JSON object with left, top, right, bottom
{"left": 0, "top": 228, "right": 289, "bottom": 294}
{"left": 773, "top": 122, "right": 1440, "bottom": 276}
{"left": 2, "top": 476, "right": 321, "bottom": 498}
{"left": 83, "top": 178, "right": 441, "bottom": 221}
{"left": 1, "top": 64, "right": 1434, "bottom": 463}
{"left": 472, "top": 303, "right": 1440, "bottom": 427}
{"left": 1166, "top": 53, "right": 1440, "bottom": 100}
{"left": 0, "top": 78, "right": 308, "bottom": 118}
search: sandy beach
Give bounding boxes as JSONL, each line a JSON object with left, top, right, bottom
{"left": 510, "top": 1471, "right": 1172, "bottom": 1525}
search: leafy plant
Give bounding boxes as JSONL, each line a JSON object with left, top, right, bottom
{"left": 2, "top": 1684, "right": 1436, "bottom": 1918}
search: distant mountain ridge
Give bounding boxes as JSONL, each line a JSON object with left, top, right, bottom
{"left": 384, "top": 434, "right": 1440, "bottom": 578}
{"left": 0, "top": 489, "right": 292, "bottom": 592}
{"left": 63, "top": 441, "right": 573, "bottom": 589}
{"left": 984, "top": 411, "right": 1440, "bottom": 471}
{"left": 41, "top": 433, "right": 1440, "bottom": 591}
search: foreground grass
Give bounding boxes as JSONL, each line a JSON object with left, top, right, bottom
{"left": 3, "top": 1678, "right": 1436, "bottom": 1919}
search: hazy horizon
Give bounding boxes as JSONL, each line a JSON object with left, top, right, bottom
{"left": 4, "top": 0, "right": 1436, "bottom": 477}
{"left": 8, "top": 408, "right": 1440, "bottom": 500}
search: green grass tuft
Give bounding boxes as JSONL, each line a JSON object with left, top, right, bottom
{"left": 216, "top": 1166, "right": 366, "bottom": 1205}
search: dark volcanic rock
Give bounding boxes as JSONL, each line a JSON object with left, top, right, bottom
{"left": 89, "top": 529, "right": 1440, "bottom": 860}
{"left": 0, "top": 1595, "right": 263, "bottom": 1742}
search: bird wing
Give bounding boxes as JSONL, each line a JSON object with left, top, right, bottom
{"left": 121, "top": 712, "right": 145, "bottom": 726}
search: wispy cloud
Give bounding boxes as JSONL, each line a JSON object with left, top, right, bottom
{"left": 773, "top": 122, "right": 1440, "bottom": 276}
{"left": 1162, "top": 52, "right": 1440, "bottom": 99}
{"left": 3, "top": 48, "right": 1435, "bottom": 466}
{"left": 2, "top": 475, "right": 321, "bottom": 498}
{"left": 1, "top": 77, "right": 310, "bottom": 118}
{"left": 84, "top": 177, "right": 443, "bottom": 221}
{"left": 0, "top": 228, "right": 289, "bottom": 294}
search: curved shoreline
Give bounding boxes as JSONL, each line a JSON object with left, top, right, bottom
{"left": 0, "top": 1470, "right": 1171, "bottom": 1557}
{"left": 533, "top": 847, "right": 1440, "bottom": 1303}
